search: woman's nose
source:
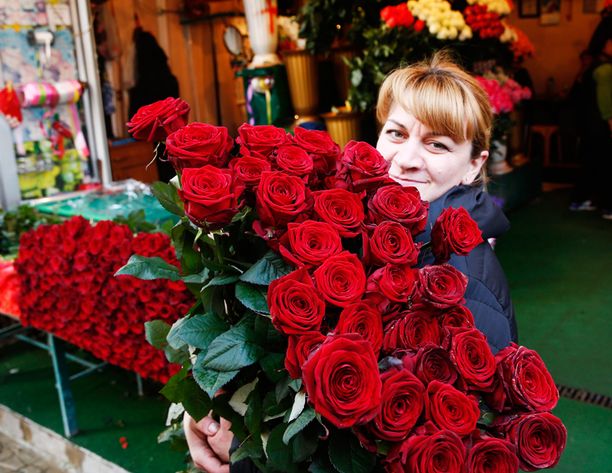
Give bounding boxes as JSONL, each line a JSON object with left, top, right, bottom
{"left": 391, "top": 140, "right": 424, "bottom": 171}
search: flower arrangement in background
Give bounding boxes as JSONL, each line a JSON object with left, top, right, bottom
{"left": 408, "top": 0, "right": 472, "bottom": 40}
{"left": 15, "top": 217, "right": 193, "bottom": 382}
{"left": 122, "top": 98, "right": 566, "bottom": 472}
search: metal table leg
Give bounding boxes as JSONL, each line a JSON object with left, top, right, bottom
{"left": 47, "top": 333, "right": 79, "bottom": 437}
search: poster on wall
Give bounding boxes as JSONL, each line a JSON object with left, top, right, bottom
{"left": 540, "top": 0, "right": 562, "bottom": 25}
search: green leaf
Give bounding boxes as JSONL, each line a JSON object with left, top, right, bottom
{"left": 151, "top": 181, "right": 185, "bottom": 217}
{"left": 231, "top": 438, "right": 264, "bottom": 464}
{"left": 144, "top": 320, "right": 171, "bottom": 349}
{"left": 283, "top": 407, "right": 316, "bottom": 445}
{"left": 115, "top": 255, "right": 181, "bottom": 281}
{"left": 193, "top": 353, "right": 239, "bottom": 398}
{"left": 329, "top": 429, "right": 376, "bottom": 473}
{"left": 182, "top": 268, "right": 210, "bottom": 284}
{"left": 266, "top": 424, "right": 297, "bottom": 473}
{"left": 245, "top": 386, "right": 263, "bottom": 437}
{"left": 167, "top": 312, "right": 229, "bottom": 350}
{"left": 260, "top": 353, "right": 285, "bottom": 383}
{"left": 199, "top": 316, "right": 265, "bottom": 372}
{"left": 292, "top": 427, "right": 319, "bottom": 463}
{"left": 235, "top": 282, "right": 269, "bottom": 314}
{"left": 239, "top": 250, "right": 293, "bottom": 286}
{"left": 204, "top": 274, "right": 240, "bottom": 289}
{"left": 160, "top": 369, "right": 212, "bottom": 421}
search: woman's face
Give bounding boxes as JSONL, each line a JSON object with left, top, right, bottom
{"left": 376, "top": 104, "right": 487, "bottom": 202}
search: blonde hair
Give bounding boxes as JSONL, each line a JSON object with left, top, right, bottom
{"left": 376, "top": 52, "right": 493, "bottom": 184}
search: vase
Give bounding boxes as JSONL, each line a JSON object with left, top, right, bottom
{"left": 488, "top": 139, "right": 513, "bottom": 175}
{"left": 283, "top": 50, "right": 319, "bottom": 122}
{"left": 322, "top": 111, "right": 361, "bottom": 149}
{"left": 243, "top": 0, "right": 281, "bottom": 68}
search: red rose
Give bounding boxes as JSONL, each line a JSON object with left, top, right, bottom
{"left": 368, "top": 367, "right": 425, "bottom": 442}
{"left": 368, "top": 184, "right": 429, "bottom": 235}
{"left": 255, "top": 171, "right": 312, "bottom": 228}
{"left": 467, "top": 437, "right": 519, "bottom": 473}
{"left": 279, "top": 220, "right": 342, "bottom": 267}
{"left": 237, "top": 123, "right": 289, "bottom": 158}
{"left": 166, "top": 122, "right": 233, "bottom": 171}
{"left": 449, "top": 327, "right": 496, "bottom": 391}
{"left": 431, "top": 207, "right": 483, "bottom": 263}
{"left": 335, "top": 300, "right": 384, "bottom": 354}
{"left": 366, "top": 264, "right": 417, "bottom": 303}
{"left": 229, "top": 156, "right": 271, "bottom": 188}
{"left": 409, "top": 344, "right": 459, "bottom": 385}
{"left": 383, "top": 307, "right": 442, "bottom": 352}
{"left": 440, "top": 305, "right": 475, "bottom": 329}
{"left": 386, "top": 428, "right": 466, "bottom": 473}
{"left": 493, "top": 343, "right": 559, "bottom": 412}
{"left": 312, "top": 189, "right": 365, "bottom": 237}
{"left": 365, "top": 221, "right": 418, "bottom": 266}
{"left": 127, "top": 97, "right": 190, "bottom": 142}
{"left": 267, "top": 268, "right": 326, "bottom": 335}
{"left": 313, "top": 251, "right": 366, "bottom": 307}
{"left": 495, "top": 412, "right": 567, "bottom": 471}
{"left": 274, "top": 144, "right": 314, "bottom": 179}
{"left": 425, "top": 380, "right": 480, "bottom": 436}
{"left": 178, "top": 166, "right": 245, "bottom": 229}
{"left": 335, "top": 141, "right": 391, "bottom": 192}
{"left": 285, "top": 331, "right": 325, "bottom": 379}
{"left": 293, "top": 127, "right": 341, "bottom": 176}
{"left": 302, "top": 333, "right": 382, "bottom": 428}
{"left": 415, "top": 264, "right": 468, "bottom": 309}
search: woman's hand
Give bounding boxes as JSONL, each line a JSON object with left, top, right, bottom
{"left": 184, "top": 412, "right": 234, "bottom": 472}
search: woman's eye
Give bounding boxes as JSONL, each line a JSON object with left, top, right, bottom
{"left": 428, "top": 141, "right": 450, "bottom": 152}
{"left": 386, "top": 129, "right": 405, "bottom": 140}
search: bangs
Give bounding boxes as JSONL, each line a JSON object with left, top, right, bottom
{"left": 390, "top": 73, "right": 478, "bottom": 144}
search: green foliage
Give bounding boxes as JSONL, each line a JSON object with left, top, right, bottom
{"left": 150, "top": 181, "right": 185, "bottom": 217}
{"left": 329, "top": 429, "right": 377, "bottom": 473}
{"left": 0, "top": 205, "right": 60, "bottom": 256}
{"left": 115, "top": 254, "right": 182, "bottom": 281}
{"left": 112, "top": 209, "right": 158, "bottom": 233}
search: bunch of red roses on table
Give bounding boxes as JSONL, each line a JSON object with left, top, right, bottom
{"left": 125, "top": 98, "right": 566, "bottom": 472}
{"left": 0, "top": 259, "right": 20, "bottom": 318}
{"left": 15, "top": 216, "right": 193, "bottom": 382}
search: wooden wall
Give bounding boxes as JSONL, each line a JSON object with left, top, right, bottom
{"left": 106, "top": 0, "right": 246, "bottom": 137}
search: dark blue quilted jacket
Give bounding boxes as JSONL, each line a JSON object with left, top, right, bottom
{"left": 414, "top": 185, "right": 518, "bottom": 354}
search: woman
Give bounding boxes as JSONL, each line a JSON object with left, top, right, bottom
{"left": 185, "top": 52, "right": 518, "bottom": 473}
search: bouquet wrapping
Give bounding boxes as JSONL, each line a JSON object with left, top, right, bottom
{"left": 122, "top": 98, "right": 566, "bottom": 472}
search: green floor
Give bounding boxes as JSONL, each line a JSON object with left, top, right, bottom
{"left": 1, "top": 188, "right": 611, "bottom": 473}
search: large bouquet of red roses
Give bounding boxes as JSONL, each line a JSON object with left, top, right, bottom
{"left": 123, "top": 98, "right": 566, "bottom": 471}
{"left": 15, "top": 217, "right": 193, "bottom": 382}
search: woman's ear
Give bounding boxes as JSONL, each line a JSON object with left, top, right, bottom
{"left": 462, "top": 151, "right": 488, "bottom": 184}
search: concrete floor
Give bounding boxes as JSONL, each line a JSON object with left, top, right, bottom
{"left": 0, "top": 431, "right": 63, "bottom": 473}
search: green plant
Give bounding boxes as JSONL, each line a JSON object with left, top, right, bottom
{"left": 0, "top": 206, "right": 61, "bottom": 257}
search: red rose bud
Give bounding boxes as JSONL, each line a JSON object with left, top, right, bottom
{"left": 312, "top": 188, "right": 365, "bottom": 238}
{"left": 336, "top": 300, "right": 384, "bottom": 354}
{"left": 255, "top": 171, "right": 312, "bottom": 228}
{"left": 313, "top": 251, "right": 366, "bottom": 307}
{"left": 285, "top": 331, "right": 326, "bottom": 379}
{"left": 425, "top": 380, "right": 480, "bottom": 436}
{"left": 366, "top": 221, "right": 419, "bottom": 266}
{"left": 411, "top": 343, "right": 459, "bottom": 385}
{"left": 380, "top": 3, "right": 415, "bottom": 28}
{"left": 386, "top": 428, "right": 466, "bottom": 473}
{"left": 236, "top": 123, "right": 290, "bottom": 158}
{"left": 127, "top": 97, "right": 190, "bottom": 142}
{"left": 367, "top": 264, "right": 417, "bottom": 303}
{"left": 467, "top": 437, "right": 519, "bottom": 473}
{"left": 279, "top": 220, "right": 343, "bottom": 268}
{"left": 431, "top": 207, "right": 483, "bottom": 263}
{"left": 449, "top": 327, "right": 496, "bottom": 391}
{"left": 273, "top": 144, "right": 314, "bottom": 180}
{"left": 268, "top": 268, "right": 326, "bottom": 336}
{"left": 440, "top": 305, "right": 475, "bottom": 329}
{"left": 336, "top": 141, "right": 391, "bottom": 192}
{"left": 302, "top": 333, "right": 382, "bottom": 428}
{"left": 383, "top": 307, "right": 442, "bottom": 352}
{"left": 229, "top": 156, "right": 271, "bottom": 188}
{"left": 166, "top": 122, "right": 233, "bottom": 171}
{"left": 293, "top": 127, "right": 341, "bottom": 176}
{"left": 368, "top": 184, "right": 429, "bottom": 236}
{"left": 493, "top": 343, "right": 559, "bottom": 412}
{"left": 415, "top": 264, "right": 467, "bottom": 309}
{"left": 494, "top": 412, "right": 567, "bottom": 471}
{"left": 178, "top": 166, "right": 245, "bottom": 229}
{"left": 367, "top": 367, "right": 425, "bottom": 442}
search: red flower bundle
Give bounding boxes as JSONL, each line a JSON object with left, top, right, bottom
{"left": 127, "top": 99, "right": 566, "bottom": 471}
{"left": 15, "top": 217, "right": 193, "bottom": 382}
